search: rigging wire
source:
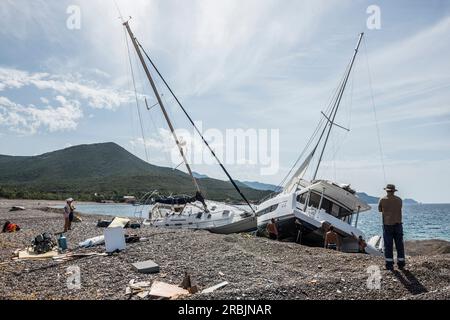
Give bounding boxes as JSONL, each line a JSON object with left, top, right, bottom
{"left": 124, "top": 28, "right": 150, "bottom": 163}
{"left": 276, "top": 58, "right": 354, "bottom": 191}
{"left": 121, "top": 25, "right": 138, "bottom": 155}
{"left": 135, "top": 39, "right": 255, "bottom": 213}
{"left": 363, "top": 37, "right": 387, "bottom": 185}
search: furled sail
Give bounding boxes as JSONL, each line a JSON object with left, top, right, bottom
{"left": 283, "top": 148, "right": 316, "bottom": 193}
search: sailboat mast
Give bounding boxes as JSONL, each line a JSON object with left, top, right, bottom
{"left": 312, "top": 33, "right": 364, "bottom": 180}
{"left": 123, "top": 21, "right": 202, "bottom": 194}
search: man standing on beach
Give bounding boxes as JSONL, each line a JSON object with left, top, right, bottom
{"left": 378, "top": 184, "right": 406, "bottom": 271}
{"left": 324, "top": 226, "right": 341, "bottom": 251}
{"left": 63, "top": 198, "right": 75, "bottom": 232}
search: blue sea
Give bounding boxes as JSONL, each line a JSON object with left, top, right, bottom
{"left": 63, "top": 203, "right": 450, "bottom": 241}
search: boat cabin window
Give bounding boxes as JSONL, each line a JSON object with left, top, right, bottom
{"left": 304, "top": 192, "right": 354, "bottom": 218}
{"left": 256, "top": 203, "right": 279, "bottom": 217}
{"left": 296, "top": 193, "right": 308, "bottom": 205}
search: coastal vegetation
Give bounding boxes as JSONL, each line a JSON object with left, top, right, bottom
{"left": 0, "top": 143, "right": 269, "bottom": 202}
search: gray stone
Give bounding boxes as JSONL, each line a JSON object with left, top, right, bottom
{"left": 132, "top": 260, "right": 160, "bottom": 274}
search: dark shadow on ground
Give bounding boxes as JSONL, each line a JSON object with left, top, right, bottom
{"left": 393, "top": 270, "right": 428, "bottom": 295}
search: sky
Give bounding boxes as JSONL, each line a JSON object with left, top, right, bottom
{"left": 0, "top": 0, "right": 449, "bottom": 203}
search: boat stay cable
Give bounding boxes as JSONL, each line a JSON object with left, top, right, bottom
{"left": 363, "top": 37, "right": 387, "bottom": 185}
{"left": 135, "top": 38, "right": 256, "bottom": 214}
{"left": 271, "top": 57, "right": 353, "bottom": 198}
{"left": 123, "top": 21, "right": 209, "bottom": 212}
{"left": 124, "top": 28, "right": 150, "bottom": 162}
{"left": 312, "top": 33, "right": 364, "bottom": 180}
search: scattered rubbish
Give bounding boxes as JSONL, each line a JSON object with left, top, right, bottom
{"left": 125, "top": 234, "right": 140, "bottom": 244}
{"left": 53, "top": 252, "right": 108, "bottom": 263}
{"left": 108, "top": 217, "right": 130, "bottom": 229}
{"left": 218, "top": 271, "right": 225, "bottom": 276}
{"left": 104, "top": 227, "right": 126, "bottom": 253}
{"left": 132, "top": 260, "right": 160, "bottom": 274}
{"left": 125, "top": 280, "right": 152, "bottom": 299}
{"left": 129, "top": 223, "right": 141, "bottom": 229}
{"left": 10, "top": 206, "right": 25, "bottom": 212}
{"left": 180, "top": 272, "right": 199, "bottom": 294}
{"left": 149, "top": 281, "right": 190, "bottom": 299}
{"left": 73, "top": 215, "right": 83, "bottom": 223}
{"left": 201, "top": 281, "right": 229, "bottom": 294}
{"left": 2, "top": 221, "right": 21, "bottom": 233}
{"left": 97, "top": 220, "right": 111, "bottom": 228}
{"left": 31, "top": 233, "right": 56, "bottom": 254}
{"left": 317, "top": 265, "right": 323, "bottom": 269}
{"left": 137, "top": 291, "right": 150, "bottom": 299}
{"left": 79, "top": 235, "right": 105, "bottom": 248}
{"left": 55, "top": 232, "right": 68, "bottom": 251}
{"left": 16, "top": 247, "right": 59, "bottom": 261}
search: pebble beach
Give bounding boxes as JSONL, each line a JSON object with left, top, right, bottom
{"left": 0, "top": 200, "right": 449, "bottom": 300}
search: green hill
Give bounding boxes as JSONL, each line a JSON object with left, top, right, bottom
{"left": 0, "top": 142, "right": 268, "bottom": 202}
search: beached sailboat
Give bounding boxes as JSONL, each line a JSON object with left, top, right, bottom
{"left": 122, "top": 20, "right": 257, "bottom": 234}
{"left": 256, "top": 33, "right": 383, "bottom": 255}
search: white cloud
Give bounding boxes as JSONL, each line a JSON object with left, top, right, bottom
{"left": 0, "top": 95, "right": 83, "bottom": 134}
{"left": 0, "top": 66, "right": 132, "bottom": 110}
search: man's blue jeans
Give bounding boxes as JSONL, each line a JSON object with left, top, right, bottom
{"left": 383, "top": 223, "right": 406, "bottom": 268}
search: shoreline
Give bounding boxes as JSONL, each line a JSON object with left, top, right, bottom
{"left": 1, "top": 199, "right": 449, "bottom": 300}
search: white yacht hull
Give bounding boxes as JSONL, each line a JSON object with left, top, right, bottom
{"left": 209, "top": 215, "right": 257, "bottom": 234}
{"left": 147, "top": 200, "right": 255, "bottom": 234}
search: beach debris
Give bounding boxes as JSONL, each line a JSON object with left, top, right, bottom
{"left": 149, "top": 281, "right": 190, "bottom": 299}
{"left": 79, "top": 235, "right": 105, "bottom": 248}
{"left": 137, "top": 291, "right": 150, "bottom": 299}
{"left": 31, "top": 233, "right": 56, "bottom": 254}
{"left": 132, "top": 260, "right": 160, "bottom": 274}
{"left": 104, "top": 227, "right": 126, "bottom": 253}
{"left": 125, "top": 234, "right": 140, "bottom": 244}
{"left": 73, "top": 215, "right": 82, "bottom": 223}
{"left": 52, "top": 252, "right": 108, "bottom": 263}
{"left": 180, "top": 272, "right": 199, "bottom": 294}
{"left": 218, "top": 271, "right": 225, "bottom": 276}
{"left": 10, "top": 206, "right": 25, "bottom": 212}
{"left": 15, "top": 247, "right": 59, "bottom": 261}
{"left": 125, "top": 280, "right": 152, "bottom": 299}
{"left": 108, "top": 217, "right": 130, "bottom": 229}
{"left": 2, "top": 221, "right": 21, "bottom": 233}
{"left": 97, "top": 220, "right": 111, "bottom": 228}
{"left": 201, "top": 281, "right": 229, "bottom": 294}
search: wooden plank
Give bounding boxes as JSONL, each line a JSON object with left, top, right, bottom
{"left": 202, "top": 281, "right": 229, "bottom": 294}
{"left": 149, "top": 281, "right": 189, "bottom": 299}
{"left": 108, "top": 217, "right": 130, "bottom": 228}
{"left": 17, "top": 248, "right": 58, "bottom": 260}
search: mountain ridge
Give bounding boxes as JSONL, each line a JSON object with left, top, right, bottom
{"left": 0, "top": 142, "right": 268, "bottom": 202}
